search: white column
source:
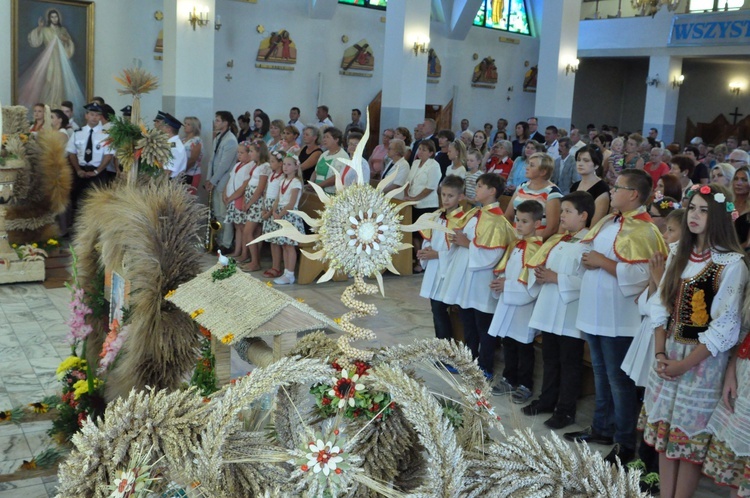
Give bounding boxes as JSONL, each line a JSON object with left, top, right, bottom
{"left": 380, "top": 0, "right": 431, "bottom": 131}
{"left": 643, "top": 55, "right": 682, "bottom": 145}
{"left": 534, "top": 0, "right": 582, "bottom": 131}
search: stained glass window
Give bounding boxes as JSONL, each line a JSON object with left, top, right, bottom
{"left": 338, "top": 0, "right": 387, "bottom": 10}
{"left": 473, "top": 0, "right": 531, "bottom": 35}
{"left": 688, "top": 0, "right": 744, "bottom": 11}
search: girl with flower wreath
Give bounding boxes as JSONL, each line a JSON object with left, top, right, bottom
{"left": 260, "top": 150, "right": 285, "bottom": 278}
{"left": 267, "top": 155, "right": 304, "bottom": 284}
{"left": 640, "top": 183, "right": 748, "bottom": 498}
{"left": 223, "top": 141, "right": 253, "bottom": 261}
{"left": 239, "top": 141, "right": 270, "bottom": 272}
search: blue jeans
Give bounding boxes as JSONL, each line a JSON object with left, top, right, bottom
{"left": 585, "top": 333, "right": 639, "bottom": 449}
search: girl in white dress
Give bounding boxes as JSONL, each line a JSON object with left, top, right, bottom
{"left": 268, "top": 156, "right": 305, "bottom": 285}
{"left": 261, "top": 150, "right": 285, "bottom": 279}
{"left": 223, "top": 142, "right": 252, "bottom": 261}
{"left": 641, "top": 185, "right": 748, "bottom": 498}
{"left": 239, "top": 141, "right": 270, "bottom": 272}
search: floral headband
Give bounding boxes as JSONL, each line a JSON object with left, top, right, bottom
{"left": 686, "top": 184, "right": 739, "bottom": 221}
{"left": 658, "top": 200, "right": 681, "bottom": 210}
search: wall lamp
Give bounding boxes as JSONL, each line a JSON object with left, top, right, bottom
{"left": 214, "top": 15, "right": 222, "bottom": 31}
{"left": 672, "top": 74, "right": 684, "bottom": 89}
{"left": 729, "top": 82, "right": 743, "bottom": 96}
{"left": 646, "top": 74, "right": 660, "bottom": 87}
{"left": 412, "top": 37, "right": 429, "bottom": 56}
{"left": 565, "top": 59, "right": 579, "bottom": 76}
{"left": 188, "top": 6, "right": 210, "bottom": 30}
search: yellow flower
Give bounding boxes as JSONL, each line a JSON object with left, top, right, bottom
{"left": 296, "top": 297, "right": 305, "bottom": 303}
{"left": 11, "top": 244, "right": 17, "bottom": 248}
{"left": 164, "top": 289, "right": 176, "bottom": 299}
{"left": 333, "top": 317, "right": 342, "bottom": 325}
{"left": 29, "top": 402, "right": 49, "bottom": 414}
{"left": 691, "top": 289, "right": 709, "bottom": 326}
{"left": 46, "top": 239, "right": 59, "bottom": 246}
{"left": 56, "top": 356, "right": 85, "bottom": 378}
{"left": 190, "top": 308, "right": 205, "bottom": 319}
{"left": 73, "top": 378, "right": 102, "bottom": 399}
{"left": 266, "top": 281, "right": 274, "bottom": 287}
{"left": 221, "top": 333, "right": 234, "bottom": 344}
{"left": 31, "top": 243, "right": 38, "bottom": 248}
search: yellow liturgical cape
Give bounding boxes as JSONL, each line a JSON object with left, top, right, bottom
{"left": 494, "top": 236, "right": 543, "bottom": 284}
{"left": 580, "top": 206, "right": 668, "bottom": 263}
{"left": 527, "top": 230, "right": 585, "bottom": 269}
{"left": 419, "top": 205, "right": 477, "bottom": 242}
{"left": 473, "top": 202, "right": 516, "bottom": 249}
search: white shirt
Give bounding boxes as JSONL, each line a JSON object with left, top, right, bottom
{"left": 488, "top": 246, "right": 538, "bottom": 343}
{"left": 288, "top": 119, "right": 305, "bottom": 145}
{"left": 164, "top": 135, "right": 187, "bottom": 178}
{"left": 265, "top": 171, "right": 284, "bottom": 202}
{"left": 225, "top": 162, "right": 250, "bottom": 197}
{"left": 343, "top": 158, "right": 370, "bottom": 187}
{"left": 278, "top": 177, "right": 302, "bottom": 209}
{"left": 66, "top": 123, "right": 111, "bottom": 168}
{"left": 406, "top": 158, "right": 441, "bottom": 209}
{"left": 315, "top": 117, "right": 334, "bottom": 129}
{"left": 454, "top": 217, "right": 507, "bottom": 313}
{"left": 419, "top": 213, "right": 449, "bottom": 302}
{"left": 546, "top": 139, "right": 560, "bottom": 160}
{"left": 380, "top": 157, "right": 410, "bottom": 200}
{"left": 575, "top": 221, "right": 650, "bottom": 337}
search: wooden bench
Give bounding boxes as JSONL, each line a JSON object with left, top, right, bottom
{"left": 296, "top": 190, "right": 413, "bottom": 285}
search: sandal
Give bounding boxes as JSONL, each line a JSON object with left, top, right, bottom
{"left": 413, "top": 264, "right": 424, "bottom": 274}
{"left": 263, "top": 268, "right": 283, "bottom": 278}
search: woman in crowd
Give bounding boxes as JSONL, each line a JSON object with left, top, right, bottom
{"left": 237, "top": 113, "right": 252, "bottom": 143}
{"left": 670, "top": 155, "right": 696, "bottom": 195}
{"left": 405, "top": 140, "right": 442, "bottom": 272}
{"left": 252, "top": 111, "right": 270, "bottom": 142}
{"left": 311, "top": 127, "right": 349, "bottom": 194}
{"left": 508, "top": 140, "right": 545, "bottom": 192}
{"left": 279, "top": 125, "right": 301, "bottom": 155}
{"left": 732, "top": 166, "right": 750, "bottom": 246}
{"left": 512, "top": 121, "right": 530, "bottom": 160}
{"left": 182, "top": 116, "right": 204, "bottom": 191}
{"left": 266, "top": 119, "right": 285, "bottom": 152}
{"left": 50, "top": 109, "right": 69, "bottom": 138}
{"left": 624, "top": 133, "right": 645, "bottom": 171}
{"left": 379, "top": 138, "right": 410, "bottom": 199}
{"left": 472, "top": 130, "right": 488, "bottom": 157}
{"left": 29, "top": 103, "right": 46, "bottom": 133}
{"left": 369, "top": 128, "right": 393, "bottom": 178}
{"left": 655, "top": 173, "right": 684, "bottom": 202}
{"left": 570, "top": 145, "right": 610, "bottom": 227}
{"left": 446, "top": 138, "right": 468, "bottom": 179}
{"left": 710, "top": 162, "right": 734, "bottom": 188}
{"left": 298, "top": 125, "right": 323, "bottom": 183}
{"left": 504, "top": 152, "right": 562, "bottom": 240}
{"left": 394, "top": 126, "right": 413, "bottom": 162}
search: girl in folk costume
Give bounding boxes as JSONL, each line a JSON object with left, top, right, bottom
{"left": 703, "top": 292, "right": 750, "bottom": 497}
{"left": 641, "top": 184, "right": 747, "bottom": 498}
{"left": 223, "top": 141, "right": 253, "bottom": 261}
{"left": 260, "top": 150, "right": 286, "bottom": 279}
{"left": 239, "top": 141, "right": 271, "bottom": 272}
{"left": 267, "top": 155, "right": 305, "bottom": 285}
{"left": 522, "top": 191, "right": 596, "bottom": 429}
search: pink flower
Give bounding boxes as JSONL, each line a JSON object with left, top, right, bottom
{"left": 65, "top": 286, "right": 93, "bottom": 346}
{"left": 699, "top": 185, "right": 711, "bottom": 195}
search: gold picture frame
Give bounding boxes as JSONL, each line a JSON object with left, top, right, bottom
{"left": 11, "top": 0, "right": 95, "bottom": 112}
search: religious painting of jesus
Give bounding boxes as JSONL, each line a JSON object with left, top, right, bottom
{"left": 12, "top": 0, "right": 94, "bottom": 114}
{"left": 341, "top": 39, "right": 375, "bottom": 72}
{"left": 256, "top": 30, "right": 297, "bottom": 64}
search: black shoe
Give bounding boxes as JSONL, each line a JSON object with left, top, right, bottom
{"left": 563, "top": 426, "right": 614, "bottom": 445}
{"left": 604, "top": 443, "right": 636, "bottom": 467}
{"left": 639, "top": 472, "right": 660, "bottom": 495}
{"left": 544, "top": 412, "right": 575, "bottom": 429}
{"left": 521, "top": 400, "right": 555, "bottom": 416}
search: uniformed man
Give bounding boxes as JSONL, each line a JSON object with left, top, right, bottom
{"left": 155, "top": 111, "right": 187, "bottom": 180}
{"left": 66, "top": 102, "right": 113, "bottom": 219}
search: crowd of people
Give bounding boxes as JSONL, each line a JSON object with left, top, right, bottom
{"left": 22, "top": 97, "right": 750, "bottom": 496}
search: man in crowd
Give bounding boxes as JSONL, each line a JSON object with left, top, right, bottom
{"left": 528, "top": 116, "right": 544, "bottom": 143}
{"left": 544, "top": 125, "right": 560, "bottom": 159}
{"left": 552, "top": 137, "right": 579, "bottom": 195}
{"left": 315, "top": 105, "right": 334, "bottom": 129}
{"left": 288, "top": 106, "right": 305, "bottom": 144}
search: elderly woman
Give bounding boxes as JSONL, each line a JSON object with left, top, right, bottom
{"left": 182, "top": 116, "right": 204, "bottom": 191}
{"left": 266, "top": 119, "right": 285, "bottom": 152}
{"left": 669, "top": 155, "right": 695, "bottom": 191}
{"left": 710, "top": 162, "right": 734, "bottom": 188}
{"left": 643, "top": 147, "right": 670, "bottom": 187}
{"left": 460, "top": 130, "right": 473, "bottom": 148}
{"left": 379, "top": 138, "right": 410, "bottom": 199}
{"left": 504, "top": 151, "right": 562, "bottom": 241}
{"left": 369, "top": 128, "right": 394, "bottom": 177}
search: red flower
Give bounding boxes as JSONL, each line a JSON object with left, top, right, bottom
{"left": 331, "top": 361, "right": 343, "bottom": 372}
{"left": 77, "top": 411, "right": 88, "bottom": 427}
{"left": 699, "top": 185, "right": 711, "bottom": 195}
{"left": 353, "top": 360, "right": 370, "bottom": 377}
{"left": 321, "top": 397, "right": 331, "bottom": 406}
{"left": 301, "top": 464, "right": 309, "bottom": 472}
{"left": 371, "top": 403, "right": 380, "bottom": 412}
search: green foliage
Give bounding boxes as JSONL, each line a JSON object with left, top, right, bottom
{"left": 87, "top": 267, "right": 108, "bottom": 319}
{"left": 190, "top": 338, "right": 218, "bottom": 397}
{"left": 105, "top": 115, "right": 141, "bottom": 150}
{"left": 437, "top": 397, "right": 464, "bottom": 429}
{"left": 211, "top": 258, "right": 237, "bottom": 282}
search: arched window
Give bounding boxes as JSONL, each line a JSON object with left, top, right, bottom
{"left": 338, "top": 0, "right": 387, "bottom": 10}
{"left": 473, "top": 0, "right": 532, "bottom": 35}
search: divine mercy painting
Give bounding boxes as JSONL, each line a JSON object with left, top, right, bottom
{"left": 12, "top": 0, "right": 94, "bottom": 113}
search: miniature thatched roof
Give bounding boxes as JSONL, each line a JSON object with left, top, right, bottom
{"left": 166, "top": 263, "right": 337, "bottom": 344}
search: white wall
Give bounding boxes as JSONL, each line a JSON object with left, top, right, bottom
{"left": 212, "top": 0, "right": 540, "bottom": 132}
{"left": 0, "top": 0, "right": 162, "bottom": 122}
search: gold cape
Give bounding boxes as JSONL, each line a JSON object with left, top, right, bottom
{"left": 527, "top": 230, "right": 586, "bottom": 269}
{"left": 419, "top": 205, "right": 477, "bottom": 241}
{"left": 494, "top": 236, "right": 543, "bottom": 284}
{"left": 473, "top": 202, "right": 517, "bottom": 249}
{"left": 580, "top": 206, "right": 668, "bottom": 263}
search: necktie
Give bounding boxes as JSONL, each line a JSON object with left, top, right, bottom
{"left": 382, "top": 159, "right": 394, "bottom": 179}
{"left": 84, "top": 129, "right": 93, "bottom": 163}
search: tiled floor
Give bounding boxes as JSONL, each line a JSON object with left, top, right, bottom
{"left": 0, "top": 257, "right": 726, "bottom": 497}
